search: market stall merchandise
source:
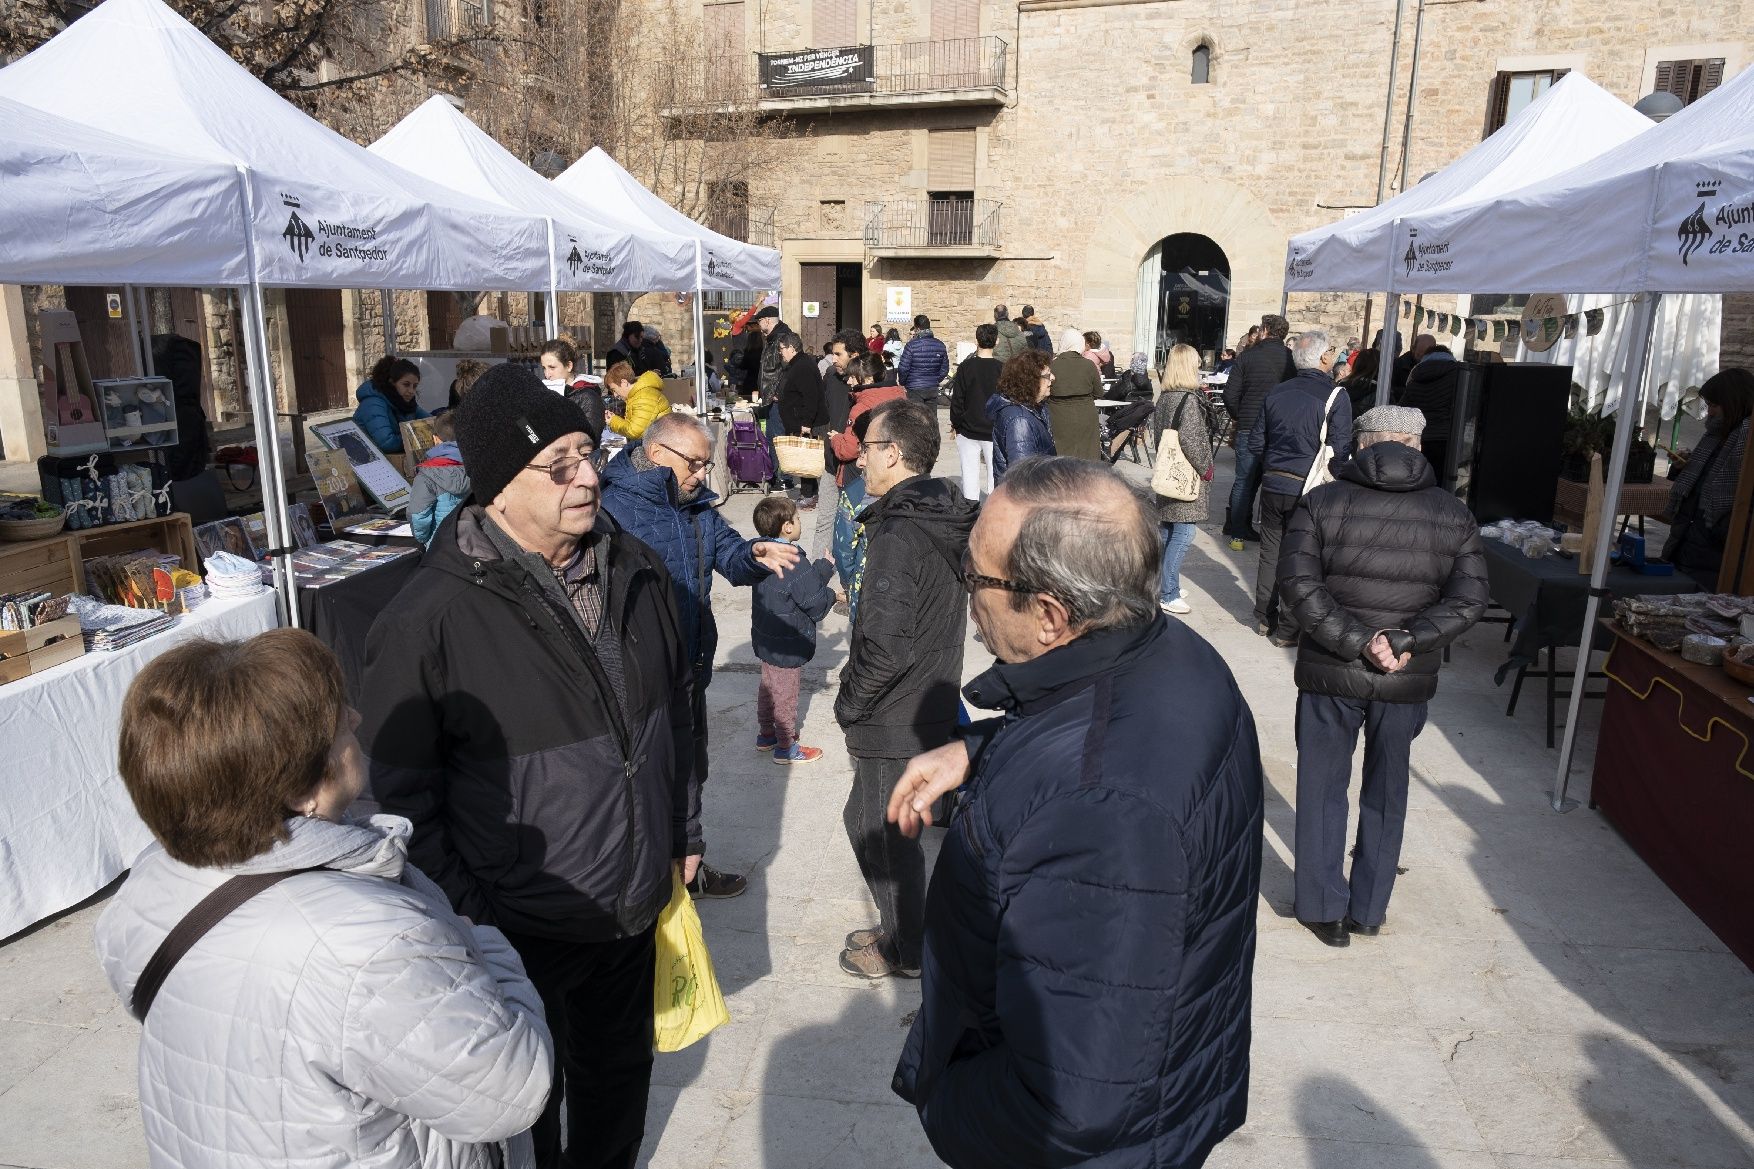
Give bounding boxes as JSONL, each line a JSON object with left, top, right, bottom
{"left": 1592, "top": 626, "right": 1754, "bottom": 969}
{"left": 0, "top": 591, "right": 278, "bottom": 940}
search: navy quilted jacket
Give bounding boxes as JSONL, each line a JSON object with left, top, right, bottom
{"left": 894, "top": 617, "right": 1263, "bottom": 1169}
{"left": 599, "top": 451, "right": 767, "bottom": 683}
{"left": 897, "top": 330, "right": 950, "bottom": 392}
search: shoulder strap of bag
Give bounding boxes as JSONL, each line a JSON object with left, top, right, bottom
{"left": 1315, "top": 385, "right": 1342, "bottom": 448}
{"left": 130, "top": 867, "right": 320, "bottom": 1022}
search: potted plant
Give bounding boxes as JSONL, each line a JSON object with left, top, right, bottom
{"left": 1560, "top": 406, "right": 1614, "bottom": 482}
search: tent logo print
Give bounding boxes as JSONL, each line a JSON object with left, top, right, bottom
{"left": 1402, "top": 232, "right": 1418, "bottom": 279}
{"left": 1677, "top": 181, "right": 1718, "bottom": 266}
{"left": 566, "top": 239, "right": 584, "bottom": 275}
{"left": 283, "top": 210, "right": 315, "bottom": 262}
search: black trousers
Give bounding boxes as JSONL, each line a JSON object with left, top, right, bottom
{"left": 690, "top": 674, "right": 711, "bottom": 789}
{"left": 843, "top": 755, "right": 927, "bottom": 966}
{"left": 1293, "top": 692, "right": 1428, "bottom": 926}
{"left": 501, "top": 927, "right": 658, "bottom": 1169}
{"left": 1253, "top": 488, "right": 1302, "bottom": 638}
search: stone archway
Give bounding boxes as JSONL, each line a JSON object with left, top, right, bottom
{"left": 1081, "top": 176, "right": 1285, "bottom": 362}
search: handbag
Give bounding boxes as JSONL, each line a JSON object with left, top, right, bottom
{"left": 772, "top": 435, "right": 826, "bottom": 479}
{"left": 1150, "top": 393, "right": 1202, "bottom": 502}
{"left": 1301, "top": 385, "right": 1345, "bottom": 495}
{"left": 653, "top": 870, "right": 731, "bottom": 1051}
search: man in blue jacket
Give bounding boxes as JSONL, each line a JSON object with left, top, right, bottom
{"left": 884, "top": 456, "right": 1264, "bottom": 1169}
{"left": 600, "top": 413, "right": 800, "bottom": 899}
{"left": 895, "top": 314, "right": 950, "bottom": 406}
{"left": 1244, "top": 328, "right": 1352, "bottom": 647}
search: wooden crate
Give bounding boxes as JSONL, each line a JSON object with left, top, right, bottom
{"left": 76, "top": 513, "right": 198, "bottom": 574}
{"left": 0, "top": 614, "right": 85, "bottom": 685}
{"left": 0, "top": 532, "right": 82, "bottom": 598}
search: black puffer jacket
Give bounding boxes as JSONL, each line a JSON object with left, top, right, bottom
{"left": 776, "top": 352, "right": 829, "bottom": 435}
{"left": 1222, "top": 339, "right": 1296, "bottom": 434}
{"left": 1396, "top": 355, "right": 1461, "bottom": 441}
{"left": 835, "top": 475, "right": 977, "bottom": 757}
{"left": 1277, "top": 443, "right": 1488, "bottom": 702}
{"left": 361, "top": 505, "right": 699, "bottom": 942}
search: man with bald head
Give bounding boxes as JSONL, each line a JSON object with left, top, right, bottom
{"left": 1391, "top": 332, "right": 1436, "bottom": 392}
{"left": 885, "top": 456, "right": 1265, "bottom": 1169}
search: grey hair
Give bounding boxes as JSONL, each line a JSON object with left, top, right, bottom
{"left": 1291, "top": 328, "right": 1332, "bottom": 370}
{"left": 642, "top": 411, "right": 712, "bottom": 452}
{"left": 1357, "top": 430, "right": 1422, "bottom": 450}
{"left": 998, "top": 457, "right": 1160, "bottom": 632}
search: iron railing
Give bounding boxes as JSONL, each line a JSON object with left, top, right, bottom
{"left": 704, "top": 36, "right": 1008, "bottom": 103}
{"left": 865, "top": 197, "right": 1001, "bottom": 250}
{"left": 707, "top": 206, "right": 776, "bottom": 249}
{"left": 425, "top": 0, "right": 487, "bottom": 41}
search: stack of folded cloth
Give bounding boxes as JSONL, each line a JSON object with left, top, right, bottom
{"left": 66, "top": 595, "right": 176, "bottom": 652}
{"left": 204, "top": 551, "right": 267, "bottom": 599}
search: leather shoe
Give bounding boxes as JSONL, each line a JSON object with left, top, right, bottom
{"left": 1300, "top": 918, "right": 1350, "bottom": 947}
{"left": 1343, "top": 915, "right": 1382, "bottom": 937}
{"left": 1269, "top": 634, "right": 1299, "bottom": 648}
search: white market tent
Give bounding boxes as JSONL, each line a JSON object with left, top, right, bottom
{"left": 556, "top": 147, "right": 782, "bottom": 293}
{"left": 0, "top": 96, "right": 249, "bottom": 286}
{"left": 1379, "top": 63, "right": 1754, "bottom": 805}
{"left": 369, "top": 97, "right": 699, "bottom": 306}
{"left": 1284, "top": 74, "right": 1653, "bottom": 295}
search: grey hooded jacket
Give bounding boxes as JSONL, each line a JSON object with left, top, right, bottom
{"left": 94, "top": 815, "right": 553, "bottom": 1169}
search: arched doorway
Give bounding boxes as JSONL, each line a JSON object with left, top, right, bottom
{"left": 1135, "top": 233, "right": 1231, "bottom": 369}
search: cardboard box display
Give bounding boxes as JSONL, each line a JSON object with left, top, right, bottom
{"left": 0, "top": 614, "right": 85, "bottom": 685}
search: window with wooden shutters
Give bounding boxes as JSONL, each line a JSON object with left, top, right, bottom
{"left": 927, "top": 130, "right": 976, "bottom": 246}
{"left": 704, "top": 2, "right": 746, "bottom": 100}
{"left": 931, "top": 0, "right": 978, "bottom": 41}
{"left": 1482, "top": 68, "right": 1568, "bottom": 136}
{"left": 814, "top": 0, "right": 855, "bottom": 47}
{"left": 1654, "top": 58, "right": 1726, "bottom": 105}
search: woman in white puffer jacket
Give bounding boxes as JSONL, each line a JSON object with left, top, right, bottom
{"left": 94, "top": 629, "right": 553, "bottom": 1169}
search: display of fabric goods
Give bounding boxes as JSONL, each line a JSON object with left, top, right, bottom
{"left": 66, "top": 594, "right": 176, "bottom": 651}
{"left": 104, "top": 464, "right": 167, "bottom": 523}
{"left": 1614, "top": 593, "right": 1754, "bottom": 651}
{"left": 202, "top": 551, "right": 267, "bottom": 599}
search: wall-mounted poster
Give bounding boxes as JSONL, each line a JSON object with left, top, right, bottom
{"left": 885, "top": 286, "right": 912, "bottom": 322}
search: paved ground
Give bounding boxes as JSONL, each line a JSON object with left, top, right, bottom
{"left": 2, "top": 427, "right": 1752, "bottom": 1169}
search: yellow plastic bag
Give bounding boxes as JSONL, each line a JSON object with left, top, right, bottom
{"left": 653, "top": 869, "right": 730, "bottom": 1052}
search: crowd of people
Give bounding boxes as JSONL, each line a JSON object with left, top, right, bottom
{"left": 103, "top": 294, "right": 1754, "bottom": 1169}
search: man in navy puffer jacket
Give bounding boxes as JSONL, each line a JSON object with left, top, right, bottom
{"left": 896, "top": 314, "right": 950, "bottom": 405}
{"left": 887, "top": 456, "right": 1264, "bottom": 1169}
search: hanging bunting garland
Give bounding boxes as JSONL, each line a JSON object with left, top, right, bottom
{"left": 1449, "top": 315, "right": 1463, "bottom": 337}
{"left": 1505, "top": 321, "right": 1522, "bottom": 342}
{"left": 1402, "top": 300, "right": 1413, "bottom": 318}
{"left": 1563, "top": 315, "right": 1579, "bottom": 339}
{"left": 1585, "top": 308, "right": 1605, "bottom": 336}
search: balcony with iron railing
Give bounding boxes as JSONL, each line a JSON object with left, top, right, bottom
{"left": 425, "top": 0, "right": 489, "bottom": 42}
{"left": 865, "top": 197, "right": 1001, "bottom": 258}
{"left": 707, "top": 206, "right": 777, "bottom": 249}
{"left": 684, "top": 36, "right": 1008, "bottom": 115}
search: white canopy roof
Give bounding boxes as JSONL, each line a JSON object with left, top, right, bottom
{"left": 1392, "top": 62, "right": 1754, "bottom": 294}
{"left": 0, "top": 0, "right": 553, "bottom": 291}
{"left": 0, "top": 96, "right": 249, "bottom": 286}
{"left": 370, "top": 98, "right": 696, "bottom": 293}
{"left": 1284, "top": 74, "right": 1650, "bottom": 293}
{"left": 555, "top": 148, "right": 781, "bottom": 290}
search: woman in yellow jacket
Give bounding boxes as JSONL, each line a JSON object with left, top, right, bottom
{"left": 605, "top": 363, "right": 673, "bottom": 439}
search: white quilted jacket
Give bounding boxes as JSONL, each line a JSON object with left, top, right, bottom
{"left": 95, "top": 814, "right": 553, "bottom": 1169}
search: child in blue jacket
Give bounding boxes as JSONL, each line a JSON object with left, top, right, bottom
{"left": 751, "top": 495, "right": 840, "bottom": 764}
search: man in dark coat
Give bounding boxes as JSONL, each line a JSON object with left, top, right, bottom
{"left": 754, "top": 306, "right": 789, "bottom": 404}
{"left": 1390, "top": 332, "right": 1436, "bottom": 392}
{"left": 1394, "top": 345, "right": 1460, "bottom": 483}
{"left": 773, "top": 332, "right": 830, "bottom": 506}
{"left": 605, "top": 320, "right": 645, "bottom": 372}
{"left": 1277, "top": 404, "right": 1487, "bottom": 946}
{"left": 836, "top": 398, "right": 977, "bottom": 980}
{"left": 991, "top": 304, "right": 1028, "bottom": 362}
{"left": 1244, "top": 328, "right": 1352, "bottom": 646}
{"left": 599, "top": 413, "right": 801, "bottom": 899}
{"left": 360, "top": 365, "right": 697, "bottom": 1169}
{"left": 1221, "top": 314, "right": 1296, "bottom": 546}
{"left": 896, "top": 313, "right": 950, "bottom": 406}
{"left": 1021, "top": 304, "right": 1054, "bottom": 354}
{"left": 886, "top": 456, "right": 1263, "bottom": 1169}
{"left": 150, "top": 333, "right": 210, "bottom": 481}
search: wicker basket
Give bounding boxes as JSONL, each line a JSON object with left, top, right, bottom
{"left": 1723, "top": 649, "right": 1754, "bottom": 687}
{"left": 0, "top": 512, "right": 67, "bottom": 543}
{"left": 772, "top": 435, "right": 825, "bottom": 479}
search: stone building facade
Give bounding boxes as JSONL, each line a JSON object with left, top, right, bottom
{"left": 623, "top": 0, "right": 1750, "bottom": 372}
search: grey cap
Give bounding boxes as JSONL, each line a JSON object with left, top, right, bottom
{"left": 1354, "top": 404, "right": 1427, "bottom": 436}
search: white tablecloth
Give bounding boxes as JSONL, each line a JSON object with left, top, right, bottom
{"left": 0, "top": 592, "right": 279, "bottom": 939}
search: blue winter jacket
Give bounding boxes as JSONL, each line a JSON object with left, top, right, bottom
{"left": 1244, "top": 368, "right": 1354, "bottom": 496}
{"left": 752, "top": 544, "right": 836, "bottom": 668}
{"left": 599, "top": 451, "right": 768, "bottom": 683}
{"left": 894, "top": 616, "right": 1264, "bottom": 1169}
{"left": 896, "top": 330, "right": 950, "bottom": 393}
{"left": 352, "top": 380, "right": 429, "bottom": 454}
{"left": 985, "top": 394, "right": 1056, "bottom": 481}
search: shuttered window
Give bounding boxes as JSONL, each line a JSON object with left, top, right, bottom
{"left": 1654, "top": 58, "right": 1726, "bottom": 105}
{"left": 814, "top": 0, "right": 855, "bottom": 47}
{"left": 705, "top": 2, "right": 745, "bottom": 58}
{"left": 927, "top": 129, "right": 976, "bottom": 191}
{"left": 930, "top": 0, "right": 978, "bottom": 42}
{"left": 1483, "top": 68, "right": 1568, "bottom": 136}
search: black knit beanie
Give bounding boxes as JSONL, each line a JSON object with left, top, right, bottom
{"left": 455, "top": 363, "right": 599, "bottom": 505}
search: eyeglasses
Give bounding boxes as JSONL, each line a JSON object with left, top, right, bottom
{"left": 653, "top": 443, "right": 715, "bottom": 474}
{"left": 960, "top": 549, "right": 1033, "bottom": 596}
{"left": 525, "top": 450, "right": 596, "bottom": 485}
{"left": 858, "top": 439, "right": 897, "bottom": 455}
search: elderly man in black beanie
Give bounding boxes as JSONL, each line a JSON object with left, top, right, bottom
{"left": 359, "top": 362, "right": 700, "bottom": 1169}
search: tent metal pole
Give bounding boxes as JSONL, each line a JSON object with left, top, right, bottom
{"left": 234, "top": 165, "right": 297, "bottom": 627}
{"left": 694, "top": 242, "right": 707, "bottom": 412}
{"left": 122, "top": 284, "right": 146, "bottom": 377}
{"left": 1551, "top": 291, "right": 1659, "bottom": 811}
{"left": 1377, "top": 293, "right": 1400, "bottom": 407}
{"left": 544, "top": 219, "right": 561, "bottom": 338}
{"left": 380, "top": 290, "right": 396, "bottom": 354}
{"left": 137, "top": 287, "right": 157, "bottom": 378}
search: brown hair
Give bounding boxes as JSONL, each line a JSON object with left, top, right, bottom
{"left": 1082, "top": 331, "right": 1102, "bottom": 351}
{"left": 118, "top": 630, "right": 345, "bottom": 867}
{"left": 605, "top": 360, "right": 635, "bottom": 388}
{"left": 1701, "top": 368, "right": 1754, "bottom": 433}
{"left": 429, "top": 412, "right": 457, "bottom": 441}
{"left": 996, "top": 350, "right": 1052, "bottom": 406}
{"left": 753, "top": 494, "right": 798, "bottom": 538}
{"left": 451, "top": 358, "right": 490, "bottom": 401}
{"left": 540, "top": 335, "right": 579, "bottom": 371}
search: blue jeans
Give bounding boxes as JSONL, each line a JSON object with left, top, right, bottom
{"left": 1225, "top": 444, "right": 1262, "bottom": 537}
{"left": 1159, "top": 522, "right": 1196, "bottom": 603}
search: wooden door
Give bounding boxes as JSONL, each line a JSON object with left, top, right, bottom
{"left": 62, "top": 287, "right": 135, "bottom": 380}
{"left": 798, "top": 264, "right": 838, "bottom": 356}
{"left": 284, "top": 288, "right": 348, "bottom": 413}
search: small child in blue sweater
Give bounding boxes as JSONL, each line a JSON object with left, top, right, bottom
{"left": 751, "top": 495, "right": 840, "bottom": 764}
